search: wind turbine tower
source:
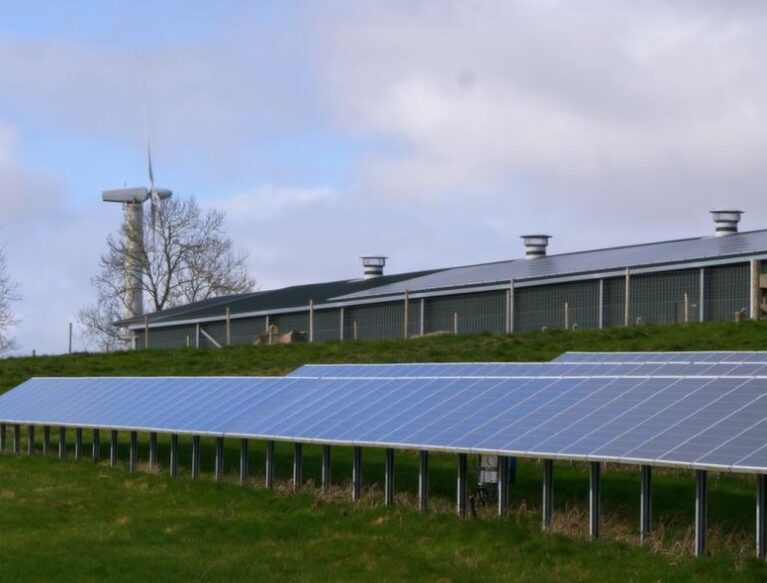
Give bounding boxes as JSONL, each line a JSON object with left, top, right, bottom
{"left": 101, "top": 141, "right": 172, "bottom": 319}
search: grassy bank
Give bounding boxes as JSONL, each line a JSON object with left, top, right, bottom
{"left": 2, "top": 321, "right": 767, "bottom": 580}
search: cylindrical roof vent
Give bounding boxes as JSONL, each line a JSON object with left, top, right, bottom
{"left": 521, "top": 235, "right": 551, "bottom": 259}
{"left": 710, "top": 210, "right": 744, "bottom": 237}
{"left": 361, "top": 256, "right": 387, "bottom": 279}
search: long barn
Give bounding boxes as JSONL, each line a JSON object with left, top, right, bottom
{"left": 117, "top": 210, "right": 767, "bottom": 349}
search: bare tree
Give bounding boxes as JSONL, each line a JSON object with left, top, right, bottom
{"left": 79, "top": 196, "right": 255, "bottom": 351}
{"left": 0, "top": 241, "right": 20, "bottom": 354}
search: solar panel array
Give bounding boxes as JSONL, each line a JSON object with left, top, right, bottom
{"left": 3, "top": 374, "right": 767, "bottom": 473}
{"left": 290, "top": 362, "right": 767, "bottom": 378}
{"left": 553, "top": 351, "right": 767, "bottom": 364}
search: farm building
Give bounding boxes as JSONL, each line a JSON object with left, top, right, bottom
{"left": 117, "top": 210, "right": 767, "bottom": 349}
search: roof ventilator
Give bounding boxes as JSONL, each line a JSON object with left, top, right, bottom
{"left": 361, "top": 256, "right": 387, "bottom": 279}
{"left": 521, "top": 235, "right": 551, "bottom": 260}
{"left": 710, "top": 210, "right": 743, "bottom": 237}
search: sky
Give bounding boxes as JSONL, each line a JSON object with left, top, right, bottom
{"left": 2, "top": 0, "right": 767, "bottom": 354}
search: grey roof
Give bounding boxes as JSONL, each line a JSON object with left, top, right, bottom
{"left": 333, "top": 229, "right": 767, "bottom": 300}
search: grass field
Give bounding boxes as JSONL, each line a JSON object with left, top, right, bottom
{"left": 2, "top": 321, "right": 767, "bottom": 581}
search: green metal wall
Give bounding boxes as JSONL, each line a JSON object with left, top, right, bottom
{"left": 629, "top": 269, "right": 700, "bottom": 325}
{"left": 270, "top": 313, "right": 310, "bottom": 338}
{"left": 423, "top": 291, "right": 506, "bottom": 335}
{"left": 515, "top": 281, "right": 598, "bottom": 332}
{"left": 313, "top": 309, "right": 341, "bottom": 342}
{"left": 344, "top": 301, "right": 403, "bottom": 340}
{"left": 229, "top": 316, "right": 267, "bottom": 345}
{"left": 144, "top": 325, "right": 197, "bottom": 349}
{"left": 602, "top": 277, "right": 625, "bottom": 328}
{"left": 704, "top": 263, "right": 749, "bottom": 322}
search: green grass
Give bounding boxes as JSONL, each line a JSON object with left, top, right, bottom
{"left": 2, "top": 321, "right": 767, "bottom": 580}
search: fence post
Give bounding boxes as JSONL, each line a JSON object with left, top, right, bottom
{"left": 68, "top": 323, "right": 73, "bottom": 354}
{"left": 339, "top": 307, "right": 345, "bottom": 341}
{"left": 624, "top": 267, "right": 631, "bottom": 327}
{"left": 420, "top": 298, "right": 425, "bottom": 336}
{"left": 564, "top": 302, "right": 570, "bottom": 330}
{"left": 453, "top": 312, "right": 459, "bottom": 335}
{"left": 226, "top": 306, "right": 231, "bottom": 346}
{"left": 684, "top": 292, "right": 689, "bottom": 323}
{"left": 309, "top": 299, "right": 314, "bottom": 343}
{"left": 598, "top": 279, "right": 604, "bottom": 329}
{"left": 751, "top": 259, "right": 760, "bottom": 320}
{"left": 353, "top": 320, "right": 358, "bottom": 341}
{"left": 699, "top": 268, "right": 705, "bottom": 322}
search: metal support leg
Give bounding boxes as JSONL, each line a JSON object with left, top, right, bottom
{"left": 239, "top": 438, "right": 249, "bottom": 486}
{"left": 27, "top": 425, "right": 35, "bottom": 455}
{"left": 321, "top": 445, "right": 331, "bottom": 491}
{"left": 498, "top": 455, "right": 509, "bottom": 517}
{"left": 352, "top": 446, "right": 362, "bottom": 501}
{"left": 385, "top": 448, "right": 395, "bottom": 507}
{"left": 542, "top": 459, "right": 554, "bottom": 531}
{"left": 509, "top": 456, "right": 517, "bottom": 485}
{"left": 13, "top": 424, "right": 21, "bottom": 454}
{"left": 191, "top": 435, "right": 201, "bottom": 479}
{"left": 640, "top": 465, "right": 652, "bottom": 544}
{"left": 695, "top": 469, "right": 708, "bottom": 557}
{"left": 110, "top": 430, "right": 118, "bottom": 467}
{"left": 58, "top": 427, "right": 66, "bottom": 459}
{"left": 129, "top": 431, "right": 138, "bottom": 472}
{"left": 418, "top": 450, "right": 429, "bottom": 512}
{"left": 265, "top": 440, "right": 275, "bottom": 489}
{"left": 589, "top": 462, "right": 601, "bottom": 540}
{"left": 43, "top": 426, "right": 50, "bottom": 455}
{"left": 149, "top": 432, "right": 158, "bottom": 470}
{"left": 92, "top": 429, "right": 100, "bottom": 462}
{"left": 457, "top": 453, "right": 468, "bottom": 518}
{"left": 292, "top": 442, "right": 303, "bottom": 490}
{"left": 758, "top": 474, "right": 767, "bottom": 560}
{"left": 0, "top": 422, "right": 5, "bottom": 451}
{"left": 169, "top": 434, "right": 178, "bottom": 478}
{"left": 74, "top": 427, "right": 82, "bottom": 459}
{"left": 215, "top": 437, "right": 224, "bottom": 482}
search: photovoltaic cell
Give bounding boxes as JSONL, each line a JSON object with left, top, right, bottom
{"left": 3, "top": 371, "right": 767, "bottom": 473}
{"left": 552, "top": 351, "right": 767, "bottom": 364}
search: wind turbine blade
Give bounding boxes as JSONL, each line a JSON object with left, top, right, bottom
{"left": 144, "top": 107, "right": 154, "bottom": 189}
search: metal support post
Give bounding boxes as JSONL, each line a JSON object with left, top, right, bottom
{"left": 225, "top": 306, "right": 231, "bottom": 346}
{"left": 589, "top": 462, "right": 601, "bottom": 539}
{"left": 758, "top": 474, "right": 767, "bottom": 560}
{"left": 497, "top": 456, "right": 509, "bottom": 517}
{"left": 624, "top": 267, "right": 631, "bottom": 326}
{"left": 308, "top": 299, "right": 314, "bottom": 343}
{"left": 385, "top": 448, "right": 395, "bottom": 506}
{"left": 751, "top": 259, "right": 760, "bottom": 320}
{"left": 265, "top": 440, "right": 275, "bottom": 489}
{"left": 457, "top": 453, "right": 468, "bottom": 518}
{"left": 695, "top": 469, "right": 708, "bottom": 557}
{"left": 352, "top": 446, "right": 362, "bottom": 501}
{"left": 215, "top": 437, "right": 224, "bottom": 482}
{"left": 542, "top": 459, "right": 554, "bottom": 531}
{"left": 292, "top": 442, "right": 303, "bottom": 490}
{"left": 419, "top": 298, "right": 425, "bottom": 336}
{"left": 192, "top": 435, "right": 201, "bottom": 479}
{"left": 74, "top": 427, "right": 82, "bottom": 459}
{"left": 43, "top": 426, "right": 50, "bottom": 455}
{"left": 699, "top": 268, "right": 705, "bottom": 322}
{"left": 92, "top": 428, "right": 100, "bottom": 462}
{"left": 321, "top": 445, "right": 331, "bottom": 491}
{"left": 640, "top": 465, "right": 652, "bottom": 544}
{"left": 27, "top": 425, "right": 35, "bottom": 455}
{"left": 239, "top": 438, "right": 249, "bottom": 486}
{"left": 0, "top": 422, "right": 5, "bottom": 451}
{"left": 403, "top": 290, "right": 410, "bottom": 339}
{"left": 129, "top": 431, "right": 138, "bottom": 472}
{"left": 12, "top": 424, "right": 20, "bottom": 454}
{"left": 418, "top": 450, "right": 429, "bottom": 512}
{"left": 110, "top": 430, "right": 118, "bottom": 467}
{"left": 58, "top": 427, "right": 66, "bottom": 459}
{"left": 149, "top": 432, "right": 158, "bottom": 469}
{"left": 169, "top": 434, "right": 178, "bottom": 478}
{"left": 339, "top": 307, "right": 345, "bottom": 341}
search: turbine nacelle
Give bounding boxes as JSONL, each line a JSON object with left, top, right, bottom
{"left": 102, "top": 187, "right": 150, "bottom": 204}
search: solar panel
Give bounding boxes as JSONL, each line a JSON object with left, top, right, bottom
{"left": 4, "top": 374, "right": 767, "bottom": 473}
{"left": 288, "top": 362, "right": 767, "bottom": 378}
{"left": 552, "top": 351, "right": 767, "bottom": 364}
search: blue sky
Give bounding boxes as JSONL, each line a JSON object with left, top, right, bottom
{"left": 2, "top": 1, "right": 767, "bottom": 354}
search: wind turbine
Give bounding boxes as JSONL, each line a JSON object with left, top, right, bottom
{"left": 102, "top": 138, "right": 173, "bottom": 319}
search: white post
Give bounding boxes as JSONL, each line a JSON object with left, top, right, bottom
{"left": 453, "top": 312, "right": 458, "bottom": 335}
{"left": 339, "top": 307, "right": 345, "bottom": 341}
{"left": 68, "top": 322, "right": 73, "bottom": 354}
{"left": 564, "top": 302, "right": 570, "bottom": 330}
{"left": 751, "top": 259, "right": 760, "bottom": 320}
{"left": 195, "top": 323, "right": 200, "bottom": 348}
{"left": 684, "top": 292, "right": 689, "bottom": 323}
{"left": 699, "top": 268, "right": 705, "bottom": 322}
{"left": 309, "top": 299, "right": 314, "bottom": 343}
{"left": 598, "top": 279, "right": 604, "bottom": 329}
{"left": 419, "top": 298, "right": 425, "bottom": 336}
{"left": 624, "top": 267, "right": 631, "bottom": 327}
